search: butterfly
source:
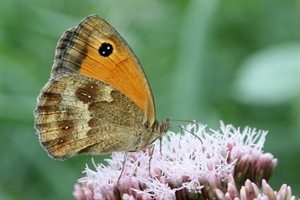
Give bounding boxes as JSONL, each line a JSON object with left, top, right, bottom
{"left": 34, "top": 15, "right": 169, "bottom": 160}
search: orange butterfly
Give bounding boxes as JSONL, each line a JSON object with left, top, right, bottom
{"left": 34, "top": 15, "right": 169, "bottom": 159}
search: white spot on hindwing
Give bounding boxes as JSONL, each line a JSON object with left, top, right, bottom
{"left": 102, "top": 85, "right": 114, "bottom": 102}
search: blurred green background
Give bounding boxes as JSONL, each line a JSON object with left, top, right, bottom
{"left": 1, "top": 0, "right": 299, "bottom": 199}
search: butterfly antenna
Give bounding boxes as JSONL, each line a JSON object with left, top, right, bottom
{"left": 168, "top": 119, "right": 204, "bottom": 144}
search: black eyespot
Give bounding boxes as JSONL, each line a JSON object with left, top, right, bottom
{"left": 98, "top": 43, "right": 113, "bottom": 57}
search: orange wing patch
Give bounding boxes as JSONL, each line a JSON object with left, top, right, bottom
{"left": 76, "top": 16, "right": 156, "bottom": 126}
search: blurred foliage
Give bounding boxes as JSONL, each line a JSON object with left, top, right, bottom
{"left": 0, "top": 0, "right": 299, "bottom": 199}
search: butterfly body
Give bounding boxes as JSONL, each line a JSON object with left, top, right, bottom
{"left": 34, "top": 15, "right": 168, "bottom": 159}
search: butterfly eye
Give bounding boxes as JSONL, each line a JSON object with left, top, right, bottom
{"left": 98, "top": 42, "right": 113, "bottom": 57}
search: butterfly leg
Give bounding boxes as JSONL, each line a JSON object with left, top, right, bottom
{"left": 117, "top": 152, "right": 127, "bottom": 185}
{"left": 147, "top": 144, "right": 161, "bottom": 178}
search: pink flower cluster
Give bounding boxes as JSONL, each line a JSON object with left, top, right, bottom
{"left": 73, "top": 122, "right": 296, "bottom": 200}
